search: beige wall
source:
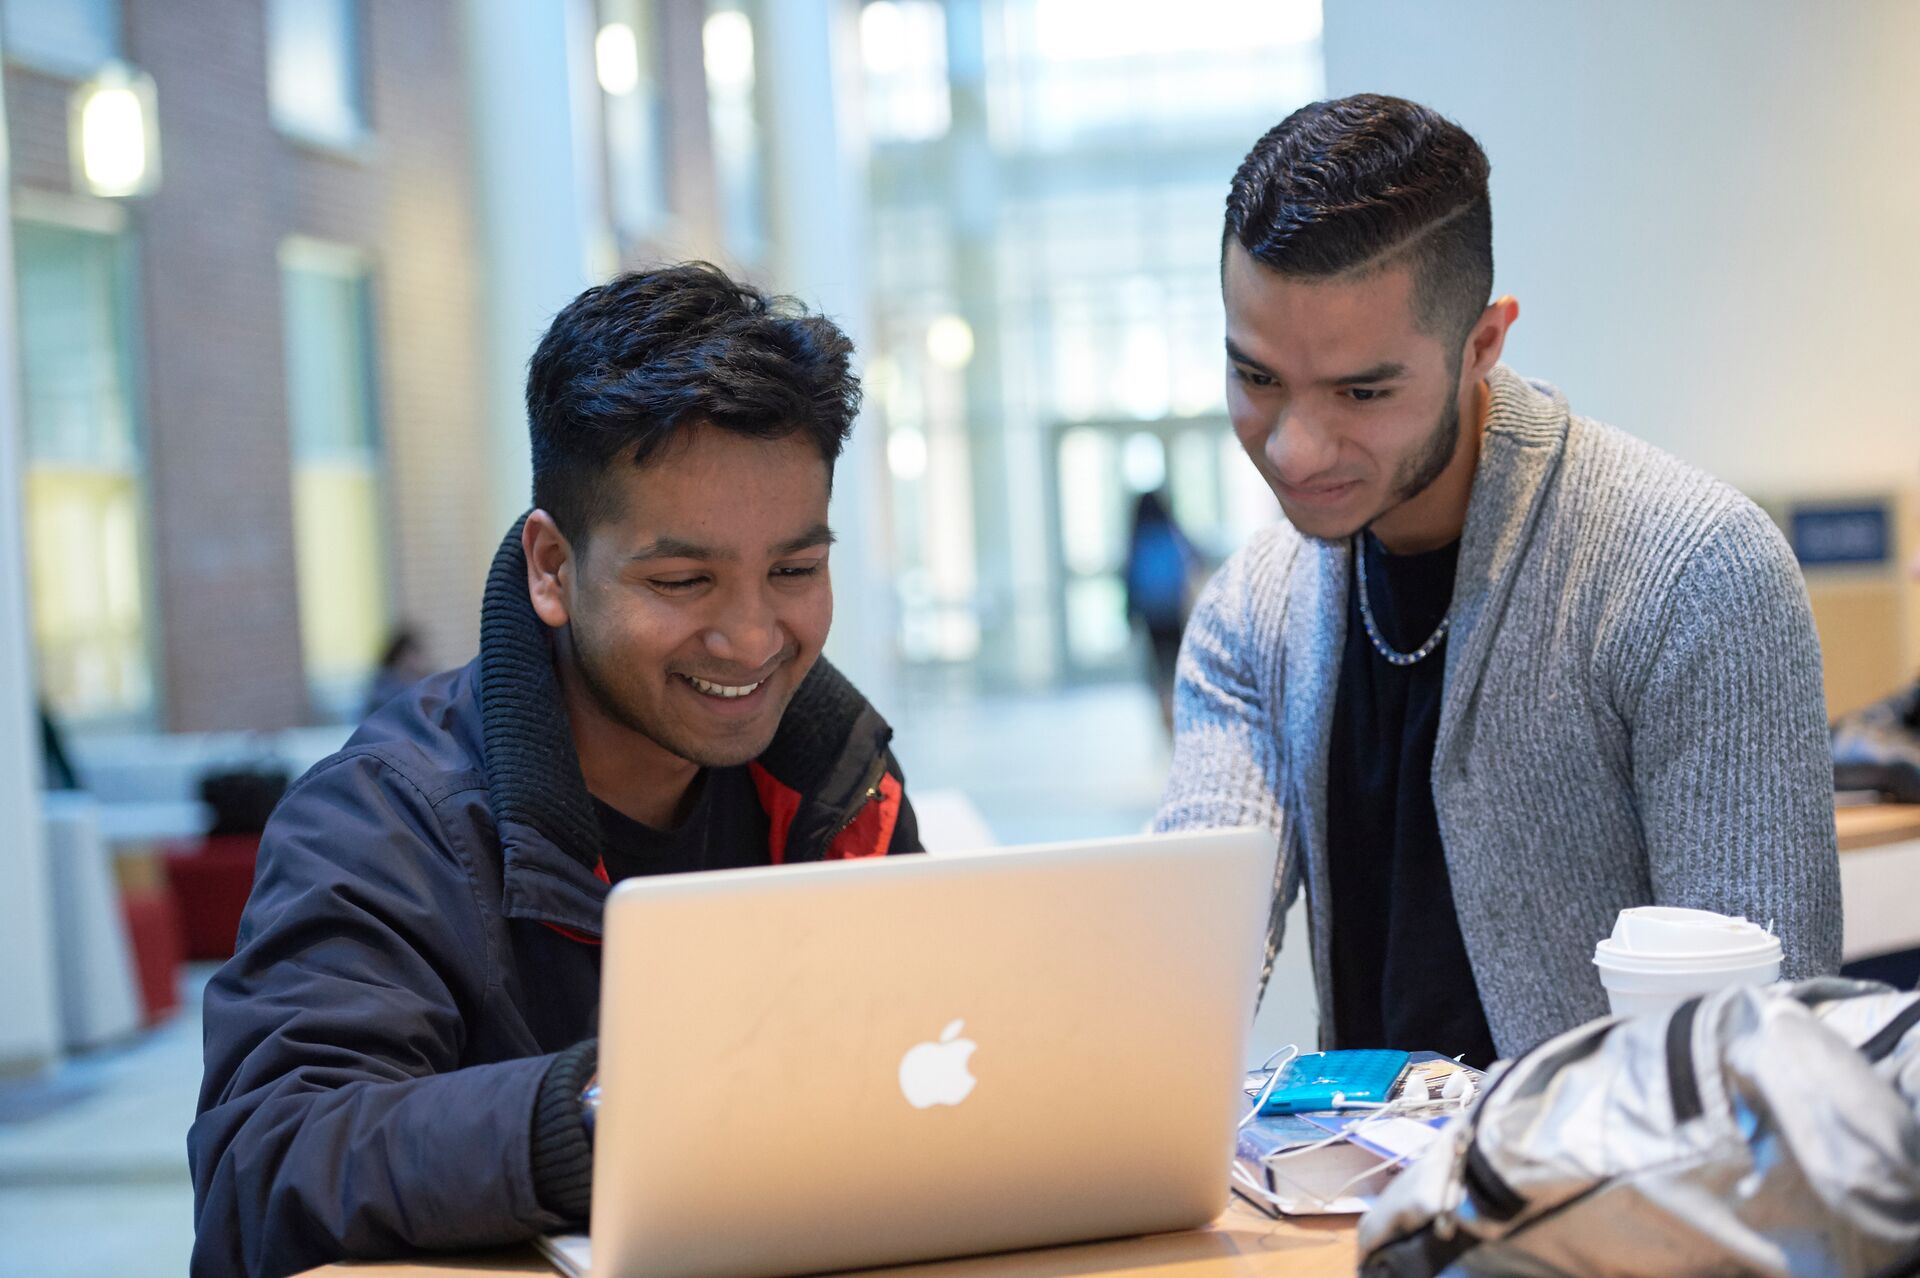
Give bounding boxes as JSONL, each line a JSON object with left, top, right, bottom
{"left": 1324, "top": 0, "right": 1920, "bottom": 711}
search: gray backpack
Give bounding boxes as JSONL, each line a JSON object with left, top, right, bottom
{"left": 1358, "top": 979, "right": 1920, "bottom": 1277}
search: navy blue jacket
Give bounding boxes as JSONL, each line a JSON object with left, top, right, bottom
{"left": 188, "top": 526, "right": 918, "bottom": 1278}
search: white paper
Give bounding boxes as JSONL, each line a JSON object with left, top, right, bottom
{"left": 1258, "top": 1140, "right": 1398, "bottom": 1215}
{"left": 534, "top": 1232, "right": 592, "bottom": 1278}
{"left": 1343, "top": 1115, "right": 1444, "bottom": 1162}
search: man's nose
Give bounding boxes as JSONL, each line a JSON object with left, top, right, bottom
{"left": 1264, "top": 407, "right": 1341, "bottom": 484}
{"left": 701, "top": 587, "right": 783, "bottom": 671}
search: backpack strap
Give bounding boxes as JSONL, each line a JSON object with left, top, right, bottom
{"left": 1861, "top": 997, "right": 1920, "bottom": 1065}
{"left": 1781, "top": 983, "right": 1920, "bottom": 1065}
{"left": 1665, "top": 997, "right": 1706, "bottom": 1124}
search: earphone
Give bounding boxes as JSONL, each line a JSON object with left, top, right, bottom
{"left": 1233, "top": 1050, "right": 1480, "bottom": 1214}
{"left": 1325, "top": 1062, "right": 1475, "bottom": 1112}
{"left": 1239, "top": 1045, "right": 1301, "bottom": 1131}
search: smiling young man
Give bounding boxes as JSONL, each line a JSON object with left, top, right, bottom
{"left": 189, "top": 265, "right": 919, "bottom": 1278}
{"left": 1156, "top": 95, "right": 1841, "bottom": 1066}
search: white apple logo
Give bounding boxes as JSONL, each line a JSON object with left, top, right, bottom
{"left": 898, "top": 1018, "right": 978, "bottom": 1109}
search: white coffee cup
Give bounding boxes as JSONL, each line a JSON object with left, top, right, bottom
{"left": 1592, "top": 906, "right": 1781, "bottom": 1020}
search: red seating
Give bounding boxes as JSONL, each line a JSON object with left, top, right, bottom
{"left": 163, "top": 834, "right": 262, "bottom": 961}
{"left": 119, "top": 885, "right": 184, "bottom": 1024}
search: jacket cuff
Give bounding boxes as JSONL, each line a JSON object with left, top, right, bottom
{"left": 530, "top": 1039, "right": 597, "bottom": 1223}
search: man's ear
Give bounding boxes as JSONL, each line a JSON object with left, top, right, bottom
{"left": 523, "top": 510, "right": 576, "bottom": 629}
{"left": 1461, "top": 294, "right": 1520, "bottom": 384}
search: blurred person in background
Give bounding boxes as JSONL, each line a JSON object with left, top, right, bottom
{"left": 1123, "top": 488, "right": 1199, "bottom": 735}
{"left": 360, "top": 625, "right": 432, "bottom": 719}
{"left": 189, "top": 264, "right": 922, "bottom": 1277}
{"left": 1156, "top": 94, "right": 1840, "bottom": 1067}
{"left": 38, "top": 698, "right": 79, "bottom": 790}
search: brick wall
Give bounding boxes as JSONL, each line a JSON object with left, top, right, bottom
{"left": 272, "top": 0, "right": 496, "bottom": 682}
{"left": 123, "top": 0, "right": 303, "bottom": 732}
{"left": 6, "top": 0, "right": 492, "bottom": 731}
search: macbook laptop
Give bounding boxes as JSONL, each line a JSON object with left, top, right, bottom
{"left": 570, "top": 826, "right": 1276, "bottom": 1278}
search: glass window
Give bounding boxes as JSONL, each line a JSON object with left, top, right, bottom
{"left": 986, "top": 0, "right": 1321, "bottom": 151}
{"left": 1, "top": 0, "right": 119, "bottom": 77}
{"left": 865, "top": 0, "right": 1317, "bottom": 685}
{"left": 1049, "top": 420, "right": 1256, "bottom": 676}
{"left": 860, "top": 1, "right": 950, "bottom": 144}
{"left": 13, "top": 219, "right": 153, "bottom": 723}
{"left": 266, "top": 0, "right": 365, "bottom": 148}
{"left": 595, "top": 0, "right": 670, "bottom": 239}
{"left": 704, "top": 1, "right": 765, "bottom": 263}
{"left": 280, "top": 241, "right": 390, "bottom": 720}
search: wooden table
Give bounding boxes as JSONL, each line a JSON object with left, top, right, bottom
{"left": 303, "top": 805, "right": 1920, "bottom": 1278}
{"left": 1835, "top": 802, "right": 1920, "bottom": 852}
{"left": 305, "top": 1202, "right": 1358, "bottom": 1277}
{"left": 1836, "top": 803, "right": 1920, "bottom": 961}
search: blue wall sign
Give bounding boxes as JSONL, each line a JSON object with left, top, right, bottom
{"left": 1790, "top": 503, "right": 1891, "bottom": 567}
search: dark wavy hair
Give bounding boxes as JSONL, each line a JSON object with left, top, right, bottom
{"left": 1225, "top": 94, "right": 1493, "bottom": 350}
{"left": 525, "top": 262, "right": 861, "bottom": 543}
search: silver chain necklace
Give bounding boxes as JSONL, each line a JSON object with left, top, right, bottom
{"left": 1353, "top": 535, "right": 1451, "bottom": 666}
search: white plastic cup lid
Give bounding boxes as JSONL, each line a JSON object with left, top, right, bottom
{"left": 1592, "top": 945, "right": 1781, "bottom": 979}
{"left": 1608, "top": 906, "right": 1776, "bottom": 957}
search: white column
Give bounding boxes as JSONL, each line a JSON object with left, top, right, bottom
{"left": 756, "top": 0, "right": 899, "bottom": 714}
{"left": 463, "top": 0, "right": 604, "bottom": 532}
{"left": 0, "top": 61, "right": 64, "bottom": 1072}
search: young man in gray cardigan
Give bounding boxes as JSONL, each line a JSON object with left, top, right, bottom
{"left": 1157, "top": 94, "right": 1841, "bottom": 1064}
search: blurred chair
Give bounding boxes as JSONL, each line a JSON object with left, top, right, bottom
{"left": 163, "top": 834, "right": 261, "bottom": 961}
{"left": 120, "top": 876, "right": 185, "bottom": 1024}
{"left": 160, "top": 762, "right": 286, "bottom": 962}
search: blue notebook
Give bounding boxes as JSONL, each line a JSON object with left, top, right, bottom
{"left": 1257, "top": 1049, "right": 1411, "bottom": 1115}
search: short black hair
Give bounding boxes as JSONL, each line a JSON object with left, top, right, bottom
{"left": 525, "top": 262, "right": 860, "bottom": 543}
{"left": 1225, "top": 94, "right": 1493, "bottom": 349}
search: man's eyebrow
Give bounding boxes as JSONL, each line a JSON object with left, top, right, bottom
{"left": 630, "top": 536, "right": 718, "bottom": 561}
{"left": 772, "top": 524, "right": 836, "bottom": 556}
{"left": 1224, "top": 338, "right": 1275, "bottom": 377}
{"left": 1329, "top": 361, "right": 1408, "bottom": 386}
{"left": 629, "top": 525, "right": 836, "bottom": 562}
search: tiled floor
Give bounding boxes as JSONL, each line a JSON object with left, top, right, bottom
{"left": 890, "top": 681, "right": 1174, "bottom": 845}
{"left": 0, "top": 682, "right": 1216, "bottom": 1277}
{"left": 0, "top": 967, "right": 208, "bottom": 1276}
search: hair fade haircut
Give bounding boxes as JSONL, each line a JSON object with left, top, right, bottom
{"left": 1225, "top": 94, "right": 1493, "bottom": 350}
{"left": 525, "top": 262, "right": 861, "bottom": 544}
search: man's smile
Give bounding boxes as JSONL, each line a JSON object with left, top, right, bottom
{"left": 683, "top": 674, "right": 764, "bottom": 699}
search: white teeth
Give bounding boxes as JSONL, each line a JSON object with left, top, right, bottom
{"left": 687, "top": 676, "right": 762, "bottom": 699}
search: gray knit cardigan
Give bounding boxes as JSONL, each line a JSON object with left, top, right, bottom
{"left": 1156, "top": 365, "right": 1843, "bottom": 1058}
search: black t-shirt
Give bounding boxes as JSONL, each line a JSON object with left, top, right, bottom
{"left": 1326, "top": 531, "right": 1499, "bottom": 1068}
{"left": 592, "top": 765, "right": 772, "bottom": 882}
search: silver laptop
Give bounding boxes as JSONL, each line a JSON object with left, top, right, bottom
{"left": 580, "top": 826, "right": 1276, "bottom": 1278}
